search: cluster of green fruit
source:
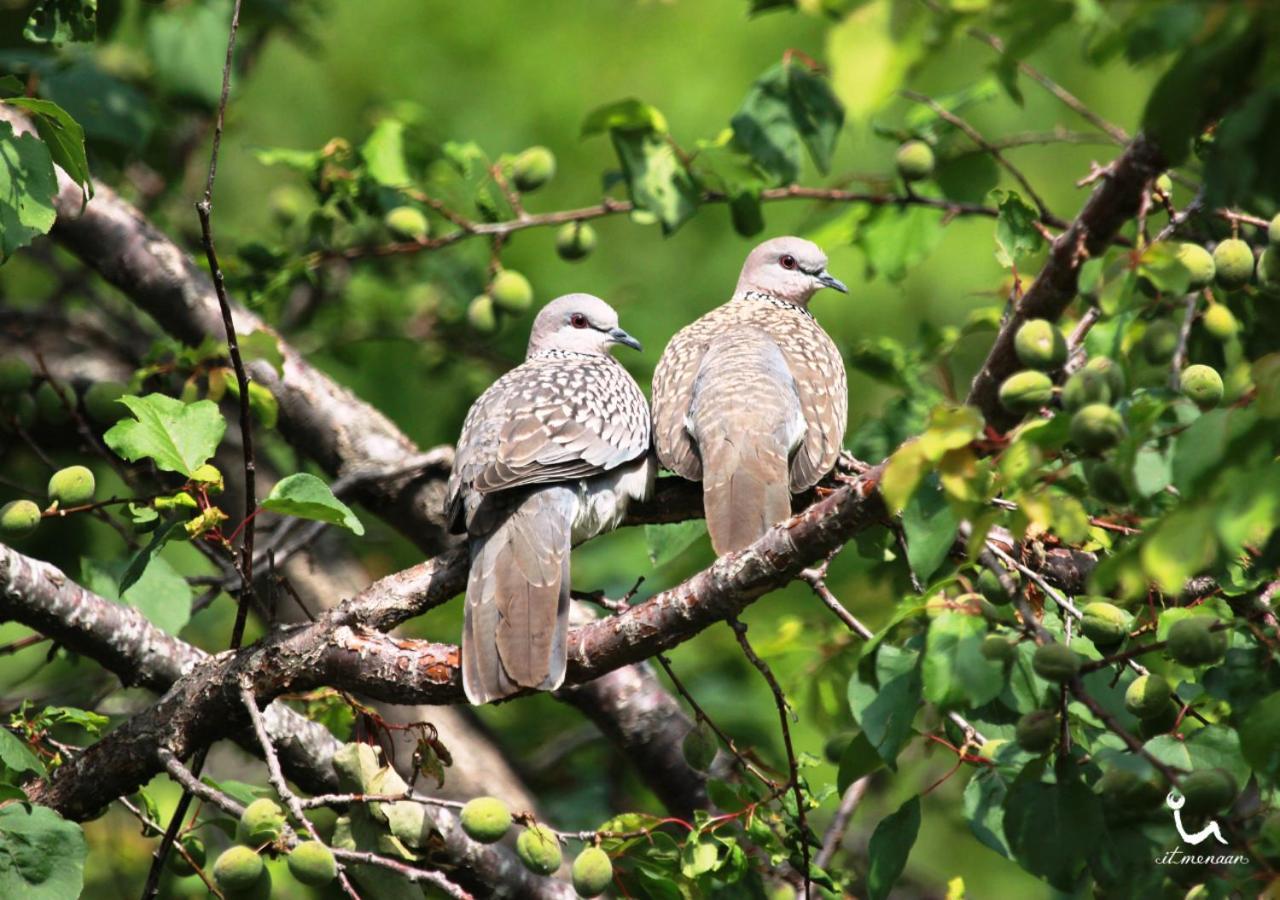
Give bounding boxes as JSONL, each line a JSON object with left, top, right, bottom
{"left": 1170, "top": 214, "right": 1280, "bottom": 293}
{"left": 0, "top": 465, "right": 96, "bottom": 537}
{"left": 192, "top": 798, "right": 336, "bottom": 897}
{"left": 0, "top": 359, "right": 128, "bottom": 432}
{"left": 460, "top": 796, "right": 613, "bottom": 897}
{"left": 467, "top": 269, "right": 534, "bottom": 334}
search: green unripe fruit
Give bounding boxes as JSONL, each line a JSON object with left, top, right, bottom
{"left": 460, "top": 796, "right": 512, "bottom": 844}
{"left": 894, "top": 140, "right": 935, "bottom": 182}
{"left": 516, "top": 824, "right": 562, "bottom": 876}
{"left": 1201, "top": 304, "right": 1238, "bottom": 341}
{"left": 998, "top": 370, "right": 1053, "bottom": 415}
{"left": 1014, "top": 319, "right": 1068, "bottom": 370}
{"left": 1269, "top": 214, "right": 1280, "bottom": 247}
{"left": 467, "top": 295, "right": 498, "bottom": 334}
{"left": 682, "top": 721, "right": 717, "bottom": 772}
{"left": 1061, "top": 368, "right": 1111, "bottom": 412}
{"left": 1084, "top": 356, "right": 1126, "bottom": 399}
{"left": 1175, "top": 243, "right": 1216, "bottom": 291}
{"left": 1070, "top": 403, "right": 1125, "bottom": 453}
{"left": 1096, "top": 769, "right": 1162, "bottom": 820}
{"left": 0, "top": 358, "right": 33, "bottom": 394}
{"left": 83, "top": 382, "right": 128, "bottom": 425}
{"left": 384, "top": 206, "right": 430, "bottom": 241}
{"left": 512, "top": 146, "right": 556, "bottom": 192}
{"left": 0, "top": 500, "right": 40, "bottom": 537}
{"left": 1125, "top": 674, "right": 1173, "bottom": 719}
{"left": 47, "top": 466, "right": 95, "bottom": 507}
{"left": 1212, "top": 238, "right": 1254, "bottom": 289}
{"left": 287, "top": 841, "right": 338, "bottom": 886}
{"left": 571, "top": 846, "right": 613, "bottom": 898}
{"left": 977, "top": 567, "right": 1014, "bottom": 606}
{"left": 236, "top": 798, "right": 286, "bottom": 846}
{"left": 1085, "top": 461, "right": 1129, "bottom": 506}
{"left": 1141, "top": 320, "right": 1180, "bottom": 364}
{"left": 1015, "top": 710, "right": 1058, "bottom": 753}
{"left": 35, "top": 380, "right": 75, "bottom": 426}
{"left": 1153, "top": 173, "right": 1173, "bottom": 201}
{"left": 1261, "top": 248, "right": 1280, "bottom": 289}
{"left": 1137, "top": 700, "right": 1181, "bottom": 739}
{"left": 490, "top": 270, "right": 534, "bottom": 313}
{"left": 555, "top": 222, "right": 597, "bottom": 262}
{"left": 1032, "top": 643, "right": 1082, "bottom": 683}
{"left": 1179, "top": 364, "right": 1224, "bottom": 409}
{"left": 1166, "top": 618, "right": 1227, "bottom": 666}
{"left": 1179, "top": 769, "right": 1237, "bottom": 816}
{"left": 980, "top": 634, "right": 1015, "bottom": 662}
{"left": 213, "top": 846, "right": 264, "bottom": 894}
{"left": 1081, "top": 601, "right": 1131, "bottom": 648}
{"left": 168, "top": 835, "right": 206, "bottom": 877}
{"left": 2, "top": 393, "right": 36, "bottom": 430}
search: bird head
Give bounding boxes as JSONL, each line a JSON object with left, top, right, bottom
{"left": 735, "top": 235, "right": 847, "bottom": 306}
{"left": 527, "top": 293, "right": 642, "bottom": 357}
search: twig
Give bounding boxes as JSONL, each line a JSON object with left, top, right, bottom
{"left": 1169, "top": 293, "right": 1199, "bottom": 389}
{"left": 901, "top": 89, "right": 1052, "bottom": 219}
{"left": 799, "top": 567, "right": 872, "bottom": 639}
{"left": 144, "top": 3, "right": 247, "bottom": 893}
{"left": 728, "top": 617, "right": 810, "bottom": 899}
{"left": 814, "top": 776, "right": 870, "bottom": 870}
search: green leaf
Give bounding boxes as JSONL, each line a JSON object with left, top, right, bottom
{"left": 644, "top": 519, "right": 707, "bottom": 568}
{"left": 23, "top": 0, "right": 95, "bottom": 45}
{"left": 0, "top": 730, "right": 42, "bottom": 778}
{"left": 689, "top": 141, "right": 767, "bottom": 237}
{"left": 118, "top": 518, "right": 185, "bottom": 595}
{"left": 923, "top": 612, "right": 1005, "bottom": 708}
{"left": 866, "top": 796, "right": 920, "bottom": 900}
{"left": 828, "top": 1, "right": 927, "bottom": 120}
{"left": 1239, "top": 690, "right": 1280, "bottom": 778}
{"left": 901, "top": 476, "right": 958, "bottom": 584}
{"left": 39, "top": 61, "right": 154, "bottom": 150}
{"left": 81, "top": 554, "right": 192, "bottom": 636}
{"left": 610, "top": 130, "right": 698, "bottom": 235}
{"left": 0, "top": 803, "right": 86, "bottom": 899}
{"left": 1137, "top": 241, "right": 1191, "bottom": 296}
{"left": 1002, "top": 762, "right": 1103, "bottom": 891}
{"left": 847, "top": 645, "right": 921, "bottom": 768}
{"left": 836, "top": 731, "right": 883, "bottom": 793}
{"left": 361, "top": 118, "right": 412, "bottom": 187}
{"left": 4, "top": 98, "right": 91, "bottom": 198}
{"left": 857, "top": 203, "right": 943, "bottom": 282}
{"left": 103, "top": 394, "right": 226, "bottom": 477}
{"left": 1139, "top": 506, "right": 1218, "bottom": 595}
{"left": 991, "top": 188, "right": 1043, "bottom": 268}
{"left": 239, "top": 330, "right": 285, "bottom": 377}
{"left": 963, "top": 769, "right": 1011, "bottom": 858}
{"left": 581, "top": 98, "right": 668, "bottom": 136}
{"left": 730, "top": 62, "right": 844, "bottom": 183}
{"left": 144, "top": 0, "right": 232, "bottom": 107}
{"left": 261, "top": 473, "right": 365, "bottom": 536}
{"left": 0, "top": 121, "right": 58, "bottom": 262}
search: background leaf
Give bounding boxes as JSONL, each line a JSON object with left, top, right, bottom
{"left": 262, "top": 473, "right": 365, "bottom": 536}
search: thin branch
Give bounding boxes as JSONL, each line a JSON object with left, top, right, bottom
{"left": 814, "top": 776, "right": 870, "bottom": 870}
{"left": 1169, "top": 293, "right": 1199, "bottom": 389}
{"left": 728, "top": 617, "right": 810, "bottom": 900}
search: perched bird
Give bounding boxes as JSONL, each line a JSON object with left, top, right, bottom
{"left": 447, "top": 294, "right": 652, "bottom": 704}
{"left": 651, "top": 236, "right": 848, "bottom": 555}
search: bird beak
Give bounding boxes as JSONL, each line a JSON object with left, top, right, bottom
{"left": 816, "top": 269, "right": 848, "bottom": 294}
{"left": 608, "top": 327, "right": 643, "bottom": 351}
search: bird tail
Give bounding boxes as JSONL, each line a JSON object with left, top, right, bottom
{"left": 689, "top": 329, "right": 802, "bottom": 556}
{"left": 462, "top": 488, "right": 573, "bottom": 704}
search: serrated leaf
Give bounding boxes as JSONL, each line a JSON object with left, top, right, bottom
{"left": 23, "top": 0, "right": 95, "bottom": 45}
{"left": 730, "top": 61, "right": 844, "bottom": 183}
{"left": 103, "top": 394, "right": 225, "bottom": 477}
{"left": 262, "top": 473, "right": 364, "bottom": 536}
{"left": 0, "top": 730, "right": 42, "bottom": 778}
{"left": 991, "top": 188, "right": 1043, "bottom": 268}
{"left": 4, "top": 98, "right": 91, "bottom": 198}
{"left": 867, "top": 796, "right": 920, "bottom": 900}
{"left": 0, "top": 803, "right": 86, "bottom": 899}
{"left": 0, "top": 121, "right": 58, "bottom": 262}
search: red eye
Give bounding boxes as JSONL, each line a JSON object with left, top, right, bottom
{"left": 780, "top": 254, "right": 797, "bottom": 270}
{"left": 570, "top": 313, "right": 588, "bottom": 328}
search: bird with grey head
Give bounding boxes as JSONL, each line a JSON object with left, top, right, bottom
{"left": 446, "top": 293, "right": 653, "bottom": 704}
{"left": 651, "top": 236, "right": 849, "bottom": 555}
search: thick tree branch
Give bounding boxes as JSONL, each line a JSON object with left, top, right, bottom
{"left": 966, "top": 135, "right": 1167, "bottom": 427}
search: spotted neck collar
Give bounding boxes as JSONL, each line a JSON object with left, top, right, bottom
{"left": 736, "top": 290, "right": 816, "bottom": 320}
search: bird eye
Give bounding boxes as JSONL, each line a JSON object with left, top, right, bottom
{"left": 570, "top": 313, "right": 589, "bottom": 329}
{"left": 780, "top": 254, "right": 798, "bottom": 270}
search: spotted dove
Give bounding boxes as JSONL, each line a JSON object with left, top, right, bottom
{"left": 651, "top": 236, "right": 848, "bottom": 555}
{"left": 447, "top": 294, "right": 652, "bottom": 704}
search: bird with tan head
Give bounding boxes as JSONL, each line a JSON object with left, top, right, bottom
{"left": 447, "top": 294, "right": 652, "bottom": 704}
{"left": 651, "top": 236, "right": 849, "bottom": 554}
